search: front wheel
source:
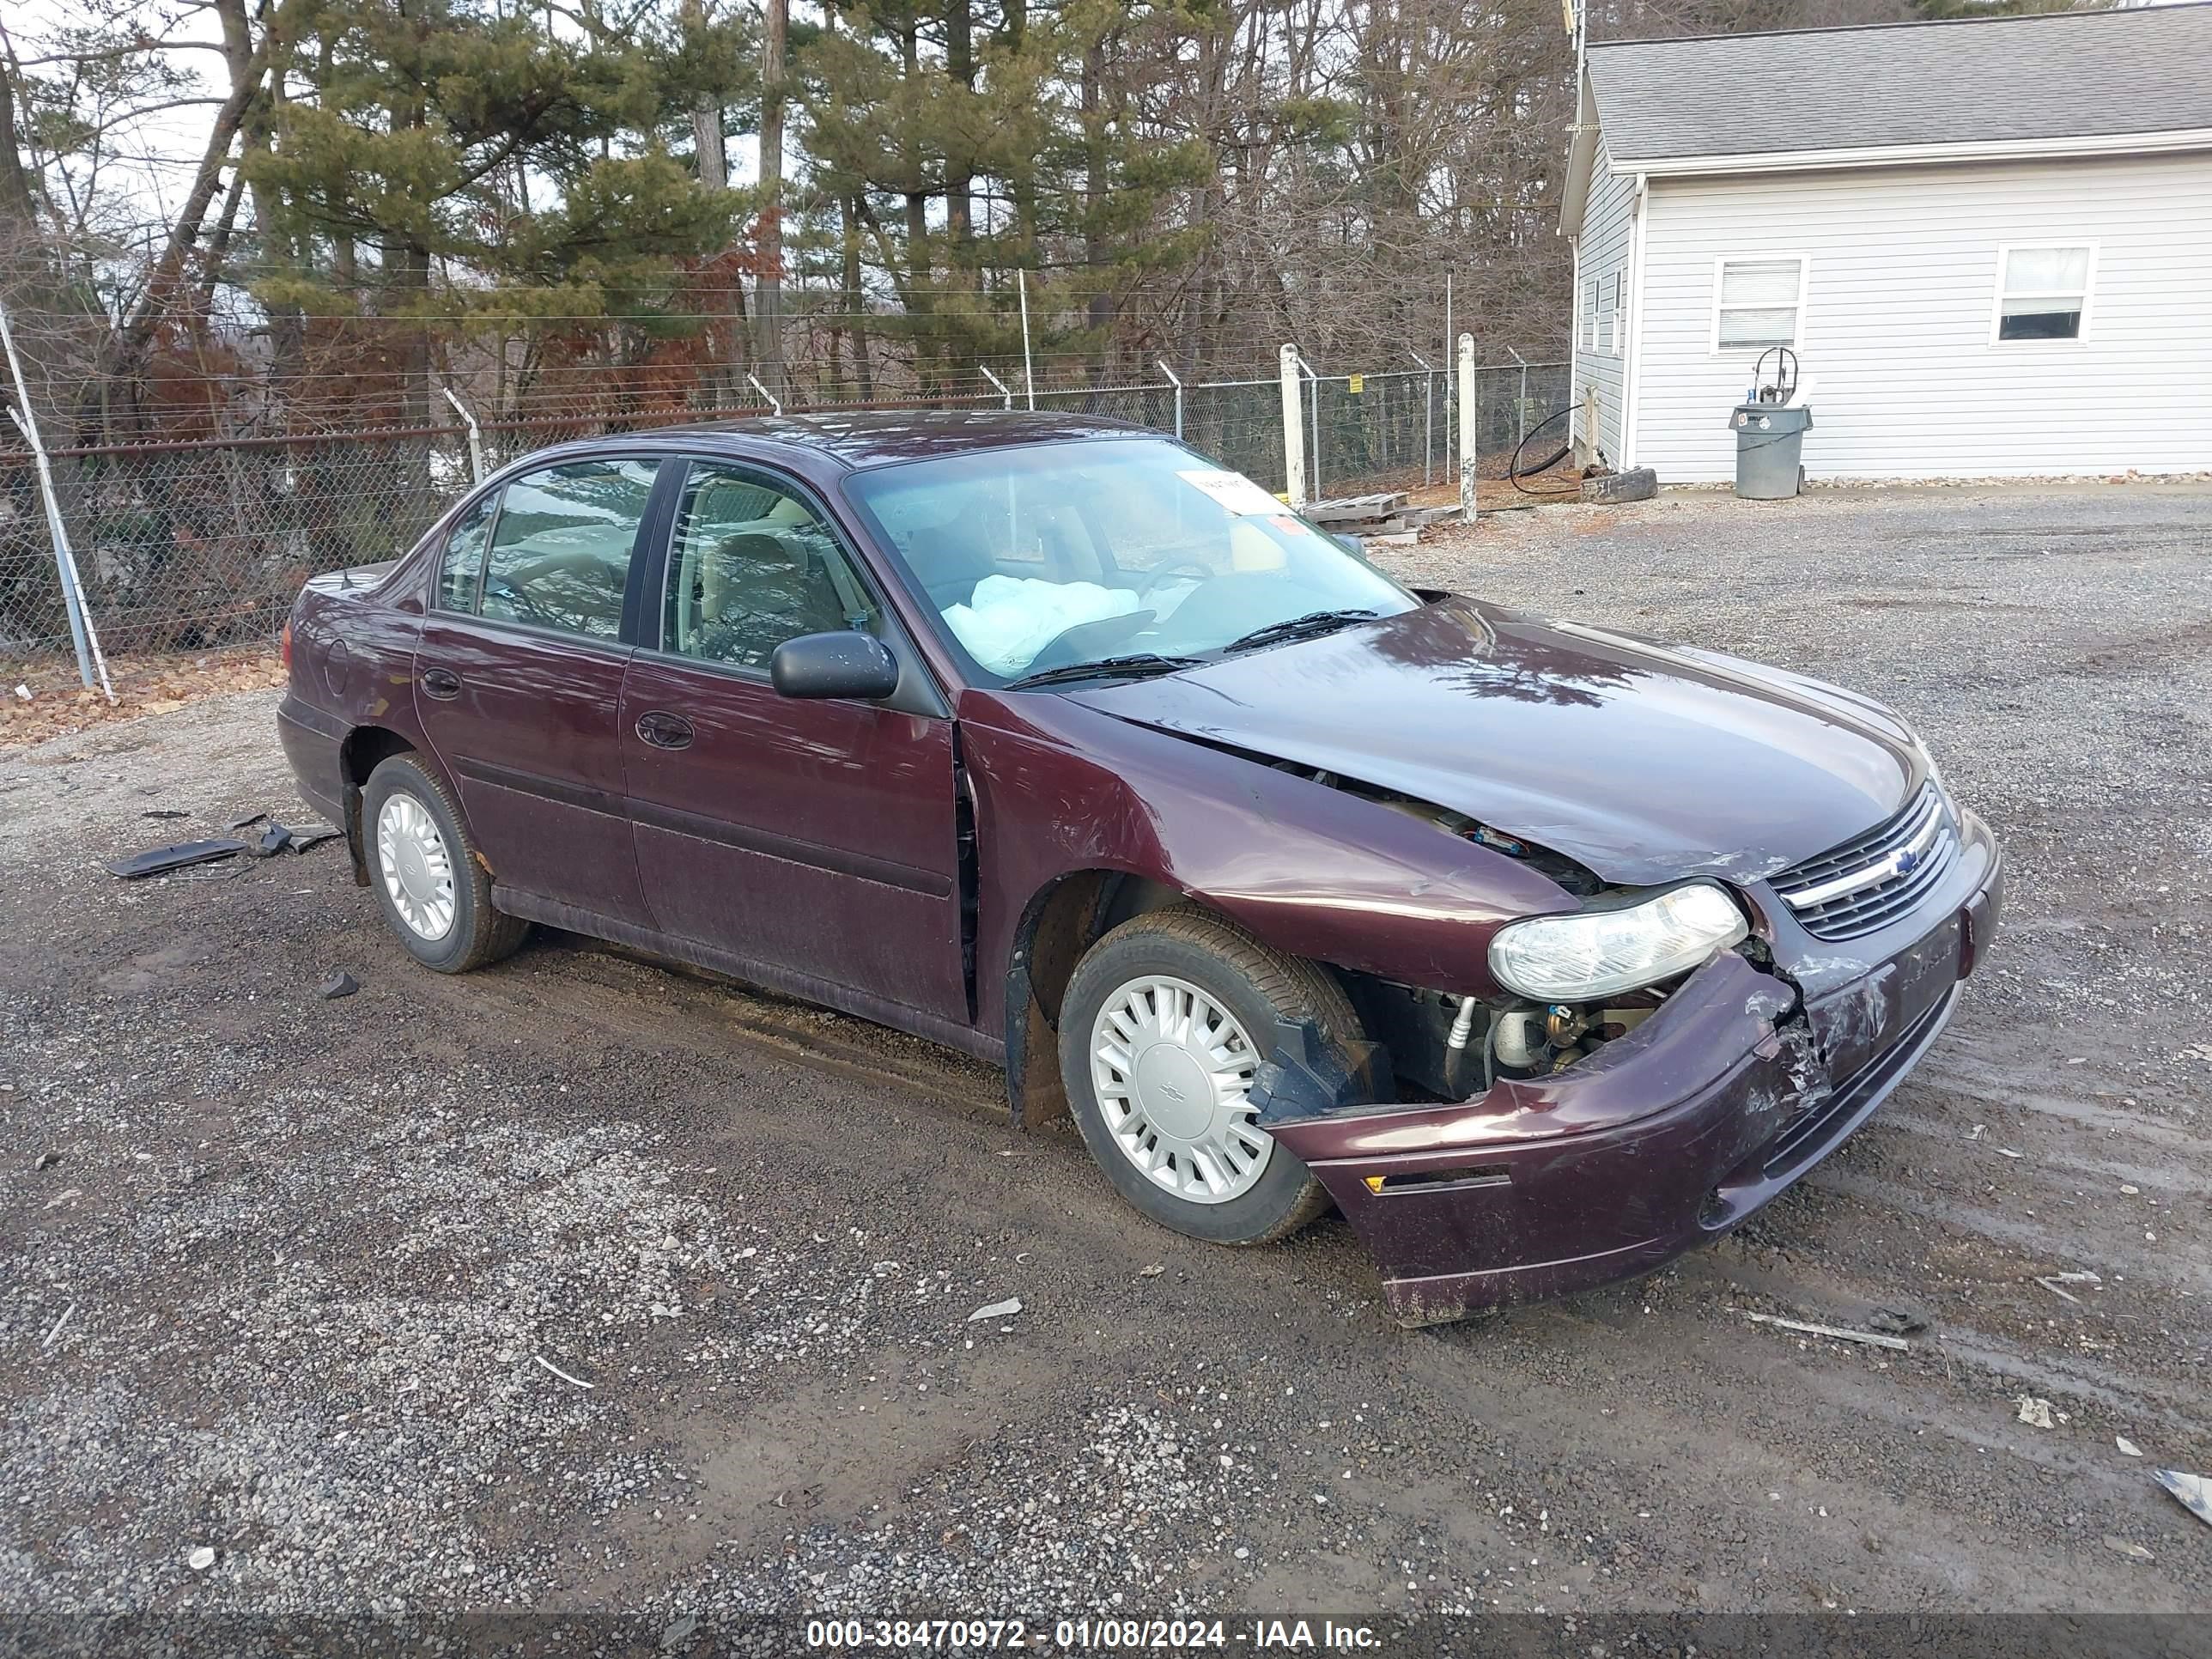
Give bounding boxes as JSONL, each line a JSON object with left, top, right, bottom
{"left": 1057, "top": 908, "right": 1361, "bottom": 1246}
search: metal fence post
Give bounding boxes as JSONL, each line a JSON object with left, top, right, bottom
{"left": 1458, "top": 332, "right": 1478, "bottom": 525}
{"left": 1443, "top": 272, "right": 1454, "bottom": 473}
{"left": 1409, "top": 351, "right": 1435, "bottom": 487}
{"left": 1507, "top": 346, "right": 1529, "bottom": 453}
{"left": 980, "top": 365, "right": 1013, "bottom": 410}
{"left": 0, "top": 303, "right": 112, "bottom": 697}
{"left": 1018, "top": 270, "right": 1036, "bottom": 410}
{"left": 1279, "top": 345, "right": 1306, "bottom": 508}
{"left": 441, "top": 386, "right": 484, "bottom": 483}
{"left": 746, "top": 372, "right": 783, "bottom": 415}
{"left": 1303, "top": 356, "right": 1322, "bottom": 501}
{"left": 1158, "top": 361, "right": 1183, "bottom": 439}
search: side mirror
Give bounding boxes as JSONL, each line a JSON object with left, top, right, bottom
{"left": 769, "top": 631, "right": 901, "bottom": 702}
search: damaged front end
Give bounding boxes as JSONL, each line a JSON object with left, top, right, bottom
{"left": 1267, "top": 952, "right": 1851, "bottom": 1326}
{"left": 1258, "top": 804, "right": 2003, "bottom": 1328}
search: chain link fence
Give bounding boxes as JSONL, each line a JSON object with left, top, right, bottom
{"left": 2, "top": 358, "right": 1568, "bottom": 661}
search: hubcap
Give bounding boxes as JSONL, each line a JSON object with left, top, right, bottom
{"left": 375, "top": 792, "right": 457, "bottom": 942}
{"left": 1090, "top": 975, "right": 1272, "bottom": 1205}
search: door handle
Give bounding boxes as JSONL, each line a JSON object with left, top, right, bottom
{"left": 635, "top": 711, "right": 694, "bottom": 750}
{"left": 420, "top": 666, "right": 463, "bottom": 701}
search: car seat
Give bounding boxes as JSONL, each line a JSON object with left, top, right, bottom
{"left": 694, "top": 532, "right": 850, "bottom": 668}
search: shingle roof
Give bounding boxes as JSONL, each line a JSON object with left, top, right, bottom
{"left": 1586, "top": 3, "right": 2212, "bottom": 164}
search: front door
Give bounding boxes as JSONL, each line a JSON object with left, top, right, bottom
{"left": 414, "top": 455, "right": 663, "bottom": 925}
{"left": 619, "top": 458, "right": 968, "bottom": 1023}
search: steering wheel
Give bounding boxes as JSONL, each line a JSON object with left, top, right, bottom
{"left": 1139, "top": 560, "right": 1213, "bottom": 598}
{"left": 484, "top": 576, "right": 561, "bottom": 628}
{"left": 1019, "top": 607, "right": 1158, "bottom": 674}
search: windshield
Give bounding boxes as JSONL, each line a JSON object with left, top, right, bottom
{"left": 842, "top": 438, "right": 1418, "bottom": 684}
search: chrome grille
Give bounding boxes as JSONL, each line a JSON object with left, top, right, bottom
{"left": 1771, "top": 784, "right": 1956, "bottom": 941}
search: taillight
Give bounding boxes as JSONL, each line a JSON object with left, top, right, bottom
{"left": 281, "top": 618, "right": 293, "bottom": 671}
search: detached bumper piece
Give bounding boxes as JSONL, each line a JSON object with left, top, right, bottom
{"left": 104, "top": 838, "right": 249, "bottom": 879}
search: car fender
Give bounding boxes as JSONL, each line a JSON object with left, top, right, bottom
{"left": 959, "top": 689, "right": 1579, "bottom": 1097}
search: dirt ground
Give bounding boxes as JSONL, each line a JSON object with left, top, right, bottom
{"left": 2, "top": 483, "right": 2207, "bottom": 1633}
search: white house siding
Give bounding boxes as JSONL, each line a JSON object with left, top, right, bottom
{"left": 1628, "top": 151, "right": 2212, "bottom": 482}
{"left": 1572, "top": 137, "right": 1638, "bottom": 465}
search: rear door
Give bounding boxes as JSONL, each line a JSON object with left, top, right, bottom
{"left": 620, "top": 457, "right": 968, "bottom": 1023}
{"left": 415, "top": 455, "right": 664, "bottom": 925}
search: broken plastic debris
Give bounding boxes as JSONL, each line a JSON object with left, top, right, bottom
{"left": 140, "top": 809, "right": 190, "bottom": 820}
{"left": 227, "top": 811, "right": 268, "bottom": 830}
{"left": 186, "top": 1547, "right": 216, "bottom": 1571}
{"left": 968, "top": 1297, "right": 1022, "bottom": 1322}
{"left": 2101, "top": 1535, "right": 2154, "bottom": 1563}
{"left": 1735, "top": 1310, "right": 1910, "bottom": 1350}
{"left": 1138, "top": 1263, "right": 1164, "bottom": 1278}
{"left": 2155, "top": 1468, "right": 2212, "bottom": 1528}
{"left": 251, "top": 823, "right": 294, "bottom": 858}
{"left": 104, "top": 838, "right": 247, "bottom": 879}
{"left": 12, "top": 684, "right": 29, "bottom": 702}
{"left": 2116, "top": 1437, "right": 2142, "bottom": 1458}
{"left": 1865, "top": 1306, "right": 1928, "bottom": 1335}
{"left": 318, "top": 971, "right": 360, "bottom": 1000}
{"left": 2033, "top": 1268, "right": 2100, "bottom": 1305}
{"left": 532, "top": 1353, "right": 594, "bottom": 1390}
{"left": 2015, "top": 1395, "right": 2056, "bottom": 1430}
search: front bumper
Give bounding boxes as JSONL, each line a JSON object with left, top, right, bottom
{"left": 1270, "top": 810, "right": 2003, "bottom": 1326}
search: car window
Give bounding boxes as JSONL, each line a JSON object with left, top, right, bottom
{"left": 661, "top": 463, "right": 879, "bottom": 671}
{"left": 434, "top": 494, "right": 497, "bottom": 612}
{"left": 478, "top": 459, "right": 659, "bottom": 640}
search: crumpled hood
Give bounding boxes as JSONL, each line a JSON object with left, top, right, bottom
{"left": 1066, "top": 595, "right": 1922, "bottom": 886}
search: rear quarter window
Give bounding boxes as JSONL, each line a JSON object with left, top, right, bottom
{"left": 435, "top": 495, "right": 498, "bottom": 612}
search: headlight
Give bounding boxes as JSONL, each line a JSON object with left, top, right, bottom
{"left": 1918, "top": 748, "right": 1950, "bottom": 804}
{"left": 1489, "top": 883, "right": 1748, "bottom": 1001}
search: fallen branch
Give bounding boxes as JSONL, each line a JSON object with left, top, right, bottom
{"left": 1735, "top": 1310, "right": 1911, "bottom": 1351}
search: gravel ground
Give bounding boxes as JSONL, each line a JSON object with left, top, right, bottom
{"left": 1, "top": 483, "right": 2207, "bottom": 1635}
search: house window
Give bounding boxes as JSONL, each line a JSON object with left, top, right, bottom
{"left": 1607, "top": 267, "right": 1627, "bottom": 355}
{"left": 1712, "top": 256, "right": 1807, "bottom": 350}
{"left": 1994, "top": 244, "right": 2094, "bottom": 342}
{"left": 1582, "top": 277, "right": 1601, "bottom": 352}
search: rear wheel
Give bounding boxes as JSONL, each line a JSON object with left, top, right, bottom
{"left": 361, "top": 754, "right": 529, "bottom": 973}
{"left": 1057, "top": 908, "right": 1359, "bottom": 1245}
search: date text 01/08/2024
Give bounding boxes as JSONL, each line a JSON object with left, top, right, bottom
{"left": 803, "top": 1618, "right": 1383, "bottom": 1650}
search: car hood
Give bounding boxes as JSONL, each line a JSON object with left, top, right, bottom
{"left": 1066, "top": 595, "right": 1921, "bottom": 886}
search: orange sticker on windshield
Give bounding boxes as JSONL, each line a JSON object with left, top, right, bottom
{"left": 1267, "top": 514, "right": 1316, "bottom": 536}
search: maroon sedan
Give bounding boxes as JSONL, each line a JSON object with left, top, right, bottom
{"left": 278, "top": 413, "right": 2001, "bottom": 1324}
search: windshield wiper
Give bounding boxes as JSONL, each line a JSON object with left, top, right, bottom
{"left": 1218, "top": 607, "right": 1380, "bottom": 656}
{"left": 1003, "top": 653, "right": 1207, "bottom": 690}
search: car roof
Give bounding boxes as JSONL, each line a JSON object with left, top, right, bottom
{"left": 564, "top": 409, "right": 1158, "bottom": 472}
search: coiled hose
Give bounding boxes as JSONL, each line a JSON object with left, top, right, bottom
{"left": 1509, "top": 406, "right": 1577, "bottom": 495}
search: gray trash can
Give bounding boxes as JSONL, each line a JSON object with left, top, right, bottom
{"left": 1730, "top": 404, "right": 1811, "bottom": 499}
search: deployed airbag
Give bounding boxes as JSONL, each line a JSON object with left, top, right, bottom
{"left": 943, "top": 574, "right": 1141, "bottom": 676}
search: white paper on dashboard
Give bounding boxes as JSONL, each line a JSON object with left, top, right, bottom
{"left": 1176, "top": 468, "right": 1286, "bottom": 516}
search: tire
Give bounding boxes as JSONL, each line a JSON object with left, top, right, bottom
{"left": 1057, "top": 907, "right": 1361, "bottom": 1246}
{"left": 360, "top": 753, "right": 530, "bottom": 973}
